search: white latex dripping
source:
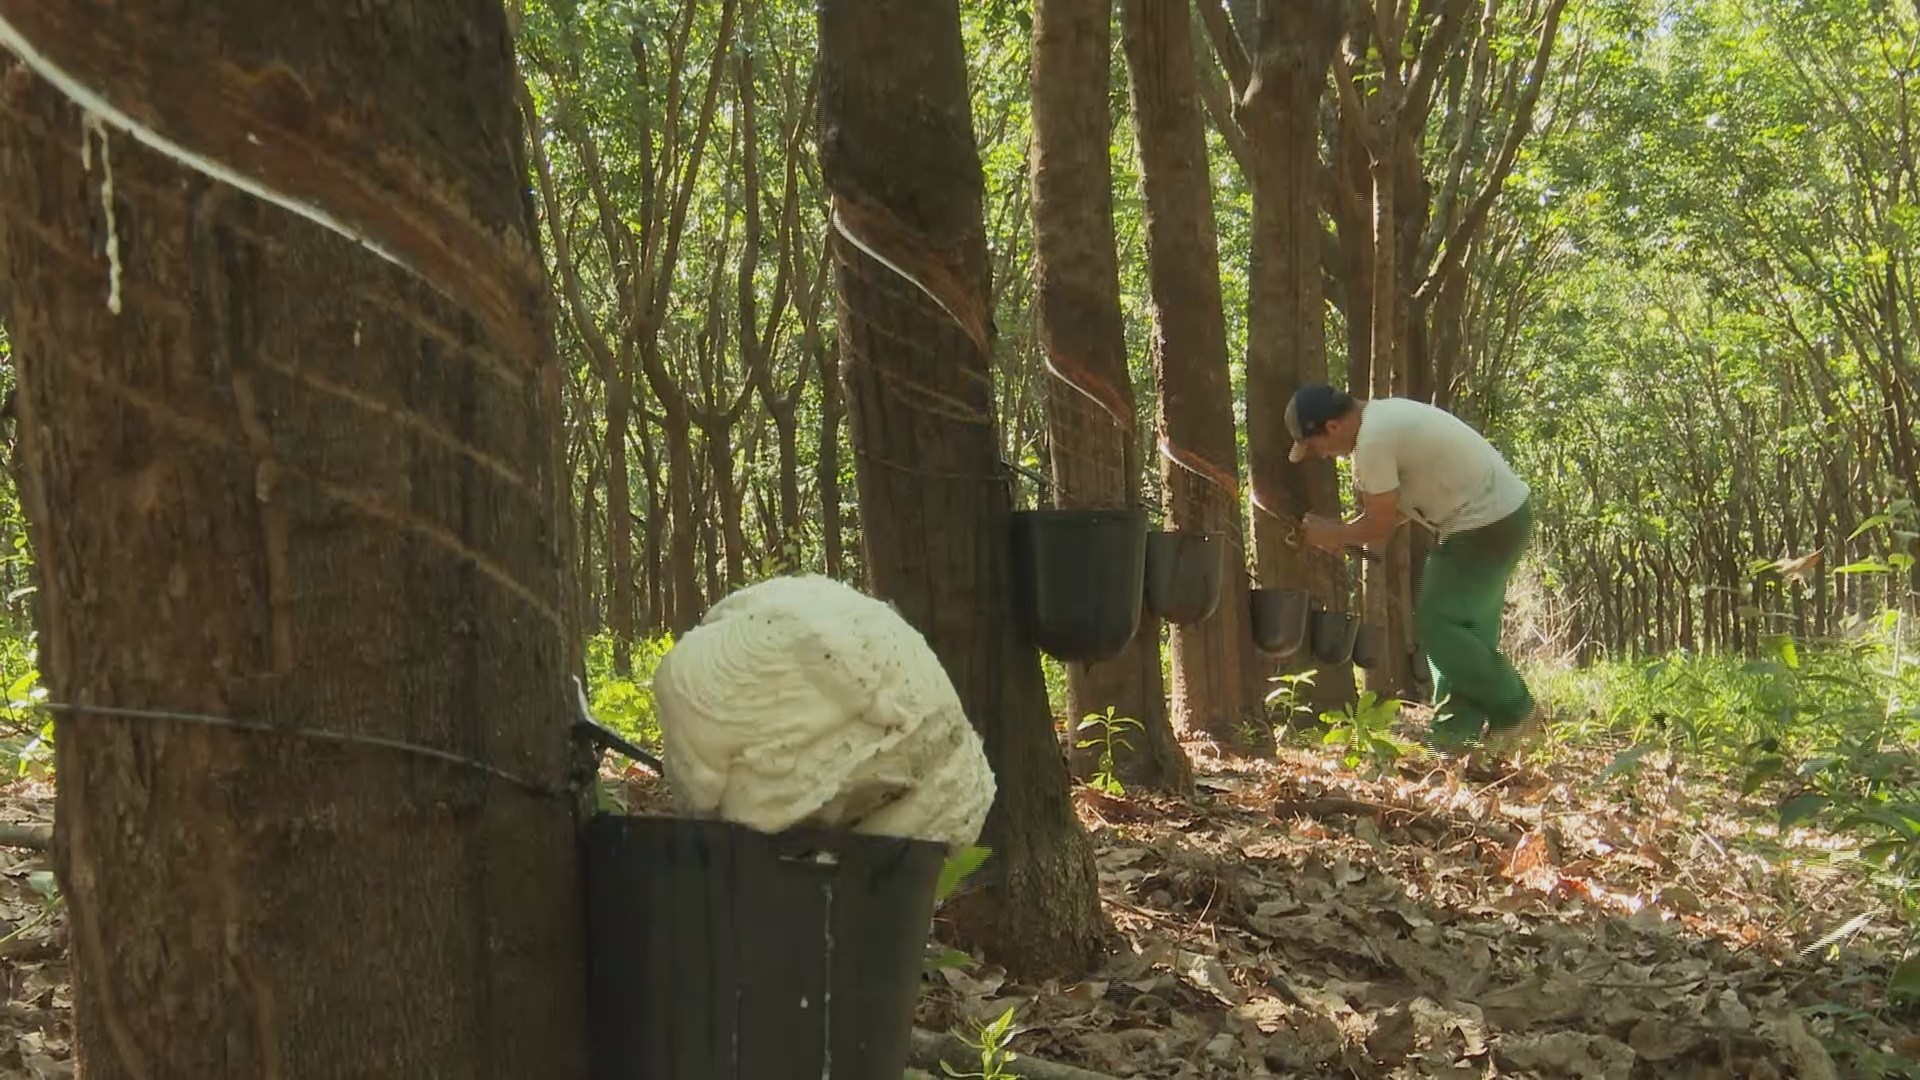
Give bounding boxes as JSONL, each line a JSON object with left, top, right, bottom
{"left": 80, "top": 113, "right": 122, "bottom": 315}
{"left": 0, "top": 15, "right": 413, "bottom": 277}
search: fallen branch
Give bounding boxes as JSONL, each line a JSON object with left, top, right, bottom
{"left": 909, "top": 1028, "right": 1119, "bottom": 1080}
{"left": 1273, "top": 796, "right": 1438, "bottom": 823}
{"left": 0, "top": 823, "right": 49, "bottom": 851}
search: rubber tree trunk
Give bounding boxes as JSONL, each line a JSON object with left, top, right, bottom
{"left": 1236, "top": 0, "right": 1357, "bottom": 721}
{"left": 0, "top": 2, "right": 587, "bottom": 1076}
{"left": 656, "top": 374, "right": 702, "bottom": 633}
{"left": 770, "top": 397, "right": 803, "bottom": 568}
{"left": 812, "top": 322, "right": 848, "bottom": 580}
{"left": 816, "top": 0, "right": 1105, "bottom": 979}
{"left": 1031, "top": 0, "right": 1190, "bottom": 794}
{"left": 578, "top": 454, "right": 601, "bottom": 634}
{"left": 1326, "top": 85, "right": 1378, "bottom": 698}
{"left": 606, "top": 363, "right": 637, "bottom": 672}
{"left": 639, "top": 415, "right": 667, "bottom": 634}
{"left": 1121, "top": 0, "right": 1269, "bottom": 756}
{"left": 1350, "top": 98, "right": 1418, "bottom": 700}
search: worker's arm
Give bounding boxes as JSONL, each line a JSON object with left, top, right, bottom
{"left": 1304, "top": 489, "right": 1402, "bottom": 552}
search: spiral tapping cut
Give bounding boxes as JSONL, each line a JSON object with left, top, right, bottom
{"left": 0, "top": 14, "right": 415, "bottom": 276}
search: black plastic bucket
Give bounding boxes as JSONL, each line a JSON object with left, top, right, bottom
{"left": 1351, "top": 624, "right": 1387, "bottom": 670}
{"left": 1144, "top": 530, "right": 1224, "bottom": 625}
{"left": 1009, "top": 507, "right": 1148, "bottom": 661}
{"left": 1310, "top": 610, "right": 1361, "bottom": 665}
{"left": 1248, "top": 588, "right": 1311, "bottom": 655}
{"left": 583, "top": 815, "right": 946, "bottom": 1080}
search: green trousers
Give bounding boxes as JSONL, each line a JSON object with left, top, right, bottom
{"left": 1418, "top": 499, "right": 1535, "bottom": 748}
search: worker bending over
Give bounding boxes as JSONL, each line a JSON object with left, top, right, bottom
{"left": 1285, "top": 382, "right": 1537, "bottom": 749}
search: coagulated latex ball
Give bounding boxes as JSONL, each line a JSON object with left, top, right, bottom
{"left": 652, "top": 574, "right": 994, "bottom": 851}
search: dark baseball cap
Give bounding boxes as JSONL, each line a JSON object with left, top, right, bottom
{"left": 1285, "top": 383, "right": 1355, "bottom": 462}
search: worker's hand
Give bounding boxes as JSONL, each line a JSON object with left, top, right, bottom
{"left": 1302, "top": 513, "right": 1342, "bottom": 551}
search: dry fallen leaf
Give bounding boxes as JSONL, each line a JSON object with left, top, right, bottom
{"left": 6, "top": 736, "right": 1912, "bottom": 1080}
{"left": 1264, "top": 1010, "right": 1344, "bottom": 1071}
{"left": 1628, "top": 1014, "right": 1703, "bottom": 1062}
{"left": 1503, "top": 828, "right": 1562, "bottom": 893}
{"left": 1173, "top": 949, "right": 1244, "bottom": 1006}
{"left": 1497, "top": 1030, "right": 1636, "bottom": 1079}
{"left": 1759, "top": 1008, "right": 1836, "bottom": 1080}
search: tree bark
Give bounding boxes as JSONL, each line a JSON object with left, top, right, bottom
{"left": 657, "top": 367, "right": 702, "bottom": 633}
{"left": 637, "top": 408, "right": 667, "bottom": 634}
{"left": 0, "top": 2, "right": 586, "bottom": 1075}
{"left": 604, "top": 362, "right": 638, "bottom": 668}
{"left": 580, "top": 448, "right": 602, "bottom": 634}
{"left": 1226, "top": 0, "right": 1357, "bottom": 720}
{"left": 817, "top": 0, "right": 1106, "bottom": 979}
{"left": 699, "top": 405, "right": 745, "bottom": 589}
{"left": 807, "top": 281, "right": 847, "bottom": 580}
{"left": 1031, "top": 0, "right": 1188, "bottom": 792}
{"left": 1121, "top": 0, "right": 1268, "bottom": 754}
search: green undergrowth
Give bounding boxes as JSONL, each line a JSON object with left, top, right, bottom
{"left": 1526, "top": 616, "right": 1920, "bottom": 971}
{"left": 582, "top": 631, "right": 673, "bottom": 752}
{"left": 0, "top": 628, "right": 46, "bottom": 779}
{"left": 1530, "top": 616, "right": 1920, "bottom": 762}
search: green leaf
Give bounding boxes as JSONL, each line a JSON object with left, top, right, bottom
{"left": 1741, "top": 755, "right": 1785, "bottom": 793}
{"left": 923, "top": 945, "right": 975, "bottom": 973}
{"left": 1847, "top": 514, "right": 1894, "bottom": 542}
{"left": 935, "top": 845, "right": 991, "bottom": 905}
{"left": 1858, "top": 806, "right": 1920, "bottom": 839}
{"left": 1862, "top": 839, "right": 1907, "bottom": 866}
{"left": 1889, "top": 956, "right": 1920, "bottom": 1000}
{"left": 1779, "top": 794, "right": 1831, "bottom": 828}
{"left": 1832, "top": 560, "right": 1890, "bottom": 575}
{"left": 1602, "top": 744, "right": 1652, "bottom": 778}
{"left": 1767, "top": 634, "right": 1800, "bottom": 669}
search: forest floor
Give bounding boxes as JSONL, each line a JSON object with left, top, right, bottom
{"left": 0, "top": 715, "right": 1914, "bottom": 1078}
{"left": 913, "top": 718, "right": 1920, "bottom": 1079}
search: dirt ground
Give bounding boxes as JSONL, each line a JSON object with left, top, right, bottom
{"left": 916, "top": 731, "right": 1919, "bottom": 1078}
{"left": 2, "top": 726, "right": 1915, "bottom": 1078}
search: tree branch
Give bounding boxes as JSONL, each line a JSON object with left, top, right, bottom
{"left": 1413, "top": 0, "right": 1567, "bottom": 302}
{"left": 0, "top": 823, "right": 49, "bottom": 851}
{"left": 1403, "top": 0, "right": 1474, "bottom": 129}
{"left": 1194, "top": 32, "right": 1256, "bottom": 175}
{"left": 1195, "top": 0, "right": 1252, "bottom": 95}
{"left": 1330, "top": 45, "right": 1381, "bottom": 155}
